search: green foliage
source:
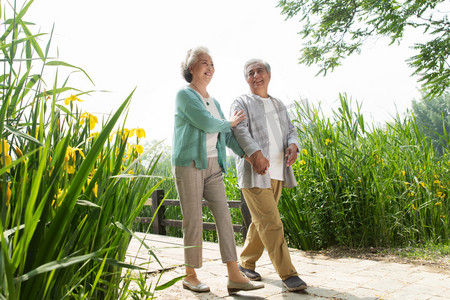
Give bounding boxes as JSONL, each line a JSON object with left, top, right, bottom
{"left": 0, "top": 1, "right": 178, "bottom": 298}
{"left": 280, "top": 94, "right": 449, "bottom": 250}
{"left": 277, "top": 0, "right": 450, "bottom": 97}
{"left": 411, "top": 91, "right": 450, "bottom": 154}
{"left": 388, "top": 242, "right": 450, "bottom": 261}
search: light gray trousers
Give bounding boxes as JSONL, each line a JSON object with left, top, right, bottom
{"left": 173, "top": 158, "right": 237, "bottom": 268}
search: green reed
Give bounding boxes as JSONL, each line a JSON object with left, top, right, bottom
{"left": 280, "top": 94, "right": 449, "bottom": 250}
{"left": 0, "top": 1, "right": 180, "bottom": 299}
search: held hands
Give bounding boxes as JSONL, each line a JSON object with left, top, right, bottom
{"left": 230, "top": 110, "right": 246, "bottom": 128}
{"left": 243, "top": 145, "right": 297, "bottom": 176}
{"left": 285, "top": 144, "right": 298, "bottom": 167}
{"left": 246, "top": 150, "right": 269, "bottom": 175}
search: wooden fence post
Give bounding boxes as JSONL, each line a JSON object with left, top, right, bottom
{"left": 151, "top": 189, "right": 166, "bottom": 235}
{"left": 240, "top": 191, "right": 252, "bottom": 240}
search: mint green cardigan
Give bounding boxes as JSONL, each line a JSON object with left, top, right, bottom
{"left": 172, "top": 87, "right": 244, "bottom": 172}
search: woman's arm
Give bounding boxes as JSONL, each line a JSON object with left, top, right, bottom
{"left": 176, "top": 89, "right": 231, "bottom": 134}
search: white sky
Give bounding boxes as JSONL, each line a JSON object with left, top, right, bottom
{"left": 27, "top": 0, "right": 424, "bottom": 145}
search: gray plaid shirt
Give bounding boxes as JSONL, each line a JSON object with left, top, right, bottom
{"left": 230, "top": 94, "right": 299, "bottom": 189}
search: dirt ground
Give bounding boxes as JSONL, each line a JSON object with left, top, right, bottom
{"left": 305, "top": 246, "right": 450, "bottom": 273}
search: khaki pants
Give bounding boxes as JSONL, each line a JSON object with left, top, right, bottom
{"left": 173, "top": 158, "right": 237, "bottom": 268}
{"left": 240, "top": 179, "right": 298, "bottom": 280}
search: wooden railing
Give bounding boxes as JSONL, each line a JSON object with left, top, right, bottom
{"left": 135, "top": 190, "right": 252, "bottom": 239}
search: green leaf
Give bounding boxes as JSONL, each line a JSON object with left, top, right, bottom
{"left": 0, "top": 148, "right": 40, "bottom": 176}
{"left": 16, "top": 250, "right": 105, "bottom": 282}
{"left": 154, "top": 275, "right": 186, "bottom": 291}
{"left": 3, "top": 224, "right": 26, "bottom": 239}
{"left": 91, "top": 258, "right": 146, "bottom": 270}
{"left": 55, "top": 104, "right": 76, "bottom": 119}
{"left": 46, "top": 61, "right": 95, "bottom": 85}
{"left": 19, "top": 19, "right": 44, "bottom": 59}
{"left": 76, "top": 200, "right": 101, "bottom": 208}
{"left": 36, "top": 86, "right": 81, "bottom": 98}
{"left": 4, "top": 123, "right": 44, "bottom": 147}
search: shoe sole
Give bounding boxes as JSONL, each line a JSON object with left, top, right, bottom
{"left": 228, "top": 289, "right": 239, "bottom": 295}
{"left": 227, "top": 285, "right": 264, "bottom": 295}
{"left": 182, "top": 283, "right": 210, "bottom": 293}
{"left": 282, "top": 282, "right": 307, "bottom": 292}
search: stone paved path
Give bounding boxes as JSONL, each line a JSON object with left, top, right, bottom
{"left": 124, "top": 233, "right": 450, "bottom": 300}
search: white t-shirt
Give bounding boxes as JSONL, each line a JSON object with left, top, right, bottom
{"left": 261, "top": 97, "right": 284, "bottom": 180}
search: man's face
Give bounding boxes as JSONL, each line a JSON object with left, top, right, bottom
{"left": 245, "top": 62, "right": 271, "bottom": 96}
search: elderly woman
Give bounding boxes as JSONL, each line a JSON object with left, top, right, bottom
{"left": 172, "top": 47, "right": 264, "bottom": 295}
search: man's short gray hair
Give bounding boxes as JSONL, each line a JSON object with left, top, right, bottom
{"left": 243, "top": 59, "right": 271, "bottom": 78}
{"left": 181, "top": 46, "right": 210, "bottom": 83}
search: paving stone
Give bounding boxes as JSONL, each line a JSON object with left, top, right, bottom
{"left": 427, "top": 297, "right": 450, "bottom": 300}
{"left": 346, "top": 287, "right": 381, "bottom": 299}
{"left": 266, "top": 292, "right": 325, "bottom": 299}
{"left": 393, "top": 283, "right": 449, "bottom": 299}
{"left": 303, "top": 286, "right": 341, "bottom": 298}
{"left": 125, "top": 234, "right": 450, "bottom": 300}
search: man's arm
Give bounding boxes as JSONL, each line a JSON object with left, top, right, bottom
{"left": 177, "top": 89, "right": 231, "bottom": 134}
{"left": 285, "top": 143, "right": 298, "bottom": 167}
{"left": 231, "top": 99, "right": 269, "bottom": 175}
{"left": 282, "top": 100, "right": 300, "bottom": 166}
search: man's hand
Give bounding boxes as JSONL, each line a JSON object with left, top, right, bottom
{"left": 247, "top": 150, "right": 269, "bottom": 175}
{"left": 285, "top": 144, "right": 298, "bottom": 167}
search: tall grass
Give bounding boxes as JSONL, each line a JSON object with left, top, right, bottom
{"left": 0, "top": 1, "right": 179, "bottom": 298}
{"left": 280, "top": 95, "right": 449, "bottom": 250}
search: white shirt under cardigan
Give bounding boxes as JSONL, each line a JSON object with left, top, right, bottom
{"left": 261, "top": 97, "right": 284, "bottom": 181}
{"left": 193, "top": 91, "right": 220, "bottom": 158}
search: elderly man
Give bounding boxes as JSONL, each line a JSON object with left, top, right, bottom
{"left": 230, "top": 59, "right": 307, "bottom": 292}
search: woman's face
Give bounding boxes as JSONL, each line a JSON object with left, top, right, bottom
{"left": 189, "top": 53, "right": 214, "bottom": 84}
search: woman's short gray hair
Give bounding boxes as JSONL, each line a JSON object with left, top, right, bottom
{"left": 243, "top": 59, "right": 271, "bottom": 78}
{"left": 181, "top": 46, "right": 210, "bottom": 83}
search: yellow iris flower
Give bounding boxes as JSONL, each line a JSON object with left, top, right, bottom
{"left": 0, "top": 140, "right": 12, "bottom": 170}
{"left": 80, "top": 112, "right": 98, "bottom": 130}
{"left": 6, "top": 183, "right": 11, "bottom": 206}
{"left": 0, "top": 139, "right": 9, "bottom": 155}
{"left": 52, "top": 189, "right": 65, "bottom": 208}
{"left": 136, "top": 144, "right": 144, "bottom": 154}
{"left": 65, "top": 146, "right": 86, "bottom": 174}
{"left": 64, "top": 94, "right": 84, "bottom": 105}
{"left": 90, "top": 132, "right": 99, "bottom": 139}
{"left": 136, "top": 128, "right": 146, "bottom": 138}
